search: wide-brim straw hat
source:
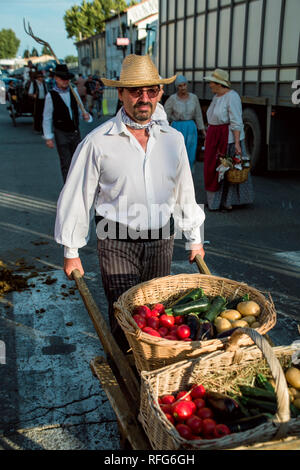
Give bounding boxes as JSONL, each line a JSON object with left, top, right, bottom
{"left": 101, "top": 54, "right": 177, "bottom": 87}
{"left": 203, "top": 68, "right": 231, "bottom": 88}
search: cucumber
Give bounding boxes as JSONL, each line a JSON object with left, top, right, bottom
{"left": 202, "top": 295, "right": 227, "bottom": 322}
{"left": 165, "top": 297, "right": 210, "bottom": 316}
{"left": 239, "top": 396, "right": 277, "bottom": 414}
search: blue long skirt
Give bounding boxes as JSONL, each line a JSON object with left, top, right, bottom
{"left": 171, "top": 120, "right": 198, "bottom": 168}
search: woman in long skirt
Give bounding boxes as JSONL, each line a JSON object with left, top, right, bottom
{"left": 203, "top": 69, "right": 254, "bottom": 210}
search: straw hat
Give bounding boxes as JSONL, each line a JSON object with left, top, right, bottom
{"left": 203, "top": 68, "right": 231, "bottom": 88}
{"left": 101, "top": 54, "right": 177, "bottom": 87}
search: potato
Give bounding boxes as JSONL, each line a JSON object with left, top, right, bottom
{"left": 251, "top": 322, "right": 261, "bottom": 329}
{"left": 231, "top": 319, "right": 249, "bottom": 328}
{"left": 285, "top": 367, "right": 300, "bottom": 389}
{"left": 237, "top": 301, "right": 261, "bottom": 317}
{"left": 214, "top": 317, "right": 232, "bottom": 333}
{"left": 293, "top": 398, "right": 300, "bottom": 410}
{"left": 242, "top": 315, "right": 256, "bottom": 325}
{"left": 220, "top": 309, "right": 242, "bottom": 322}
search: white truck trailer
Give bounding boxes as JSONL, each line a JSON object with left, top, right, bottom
{"left": 158, "top": 0, "right": 300, "bottom": 172}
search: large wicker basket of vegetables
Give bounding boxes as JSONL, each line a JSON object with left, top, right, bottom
{"left": 139, "top": 328, "right": 300, "bottom": 450}
{"left": 114, "top": 273, "right": 276, "bottom": 373}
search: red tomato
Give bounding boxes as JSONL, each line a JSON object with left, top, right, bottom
{"left": 158, "top": 326, "right": 169, "bottom": 337}
{"left": 147, "top": 316, "right": 160, "bottom": 330}
{"left": 172, "top": 401, "right": 193, "bottom": 421}
{"left": 176, "top": 324, "right": 191, "bottom": 340}
{"left": 175, "top": 424, "right": 193, "bottom": 440}
{"left": 170, "top": 325, "right": 178, "bottom": 334}
{"left": 186, "top": 415, "right": 203, "bottom": 435}
{"left": 202, "top": 418, "right": 217, "bottom": 438}
{"left": 193, "top": 398, "right": 206, "bottom": 410}
{"left": 164, "top": 413, "right": 175, "bottom": 424}
{"left": 159, "top": 314, "right": 175, "bottom": 328}
{"left": 158, "top": 397, "right": 163, "bottom": 404}
{"left": 133, "top": 305, "right": 152, "bottom": 318}
{"left": 174, "top": 315, "right": 185, "bottom": 325}
{"left": 152, "top": 303, "right": 165, "bottom": 315}
{"left": 176, "top": 391, "right": 192, "bottom": 401}
{"left": 132, "top": 314, "right": 147, "bottom": 329}
{"left": 142, "top": 327, "right": 161, "bottom": 337}
{"left": 160, "top": 403, "right": 173, "bottom": 414}
{"left": 197, "top": 407, "right": 214, "bottom": 420}
{"left": 214, "top": 423, "right": 231, "bottom": 438}
{"left": 183, "top": 338, "right": 192, "bottom": 341}
{"left": 161, "top": 394, "right": 176, "bottom": 405}
{"left": 190, "top": 384, "right": 206, "bottom": 399}
{"left": 150, "top": 308, "right": 161, "bottom": 317}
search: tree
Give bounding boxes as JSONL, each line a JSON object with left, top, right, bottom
{"left": 31, "top": 47, "right": 39, "bottom": 57}
{"left": 64, "top": 0, "right": 127, "bottom": 41}
{"left": 42, "top": 45, "right": 53, "bottom": 56}
{"left": 23, "top": 49, "right": 30, "bottom": 59}
{"left": 64, "top": 55, "right": 78, "bottom": 65}
{"left": 0, "top": 29, "right": 20, "bottom": 59}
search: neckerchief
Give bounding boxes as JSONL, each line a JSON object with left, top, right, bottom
{"left": 121, "top": 107, "right": 155, "bottom": 133}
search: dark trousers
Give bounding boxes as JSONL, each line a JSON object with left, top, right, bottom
{"left": 53, "top": 128, "right": 81, "bottom": 183}
{"left": 33, "top": 98, "right": 45, "bottom": 132}
{"left": 97, "top": 237, "right": 174, "bottom": 352}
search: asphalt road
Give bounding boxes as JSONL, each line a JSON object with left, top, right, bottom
{"left": 0, "top": 104, "right": 299, "bottom": 450}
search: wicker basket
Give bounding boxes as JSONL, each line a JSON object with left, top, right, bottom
{"left": 139, "top": 328, "right": 300, "bottom": 450}
{"left": 226, "top": 167, "right": 250, "bottom": 184}
{"left": 114, "top": 273, "right": 277, "bottom": 373}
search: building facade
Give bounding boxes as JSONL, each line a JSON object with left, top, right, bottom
{"left": 75, "top": 32, "right": 106, "bottom": 77}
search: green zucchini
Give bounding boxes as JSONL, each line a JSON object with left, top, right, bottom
{"left": 202, "top": 295, "right": 227, "bottom": 322}
{"left": 172, "top": 288, "right": 204, "bottom": 307}
{"left": 165, "top": 297, "right": 210, "bottom": 316}
{"left": 239, "top": 396, "right": 277, "bottom": 414}
{"left": 239, "top": 385, "right": 276, "bottom": 402}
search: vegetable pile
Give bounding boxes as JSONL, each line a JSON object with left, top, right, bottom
{"left": 158, "top": 366, "right": 300, "bottom": 442}
{"left": 132, "top": 288, "right": 262, "bottom": 341}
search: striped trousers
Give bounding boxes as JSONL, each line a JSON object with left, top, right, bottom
{"left": 97, "top": 237, "right": 174, "bottom": 352}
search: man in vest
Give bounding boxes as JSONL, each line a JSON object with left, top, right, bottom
{"left": 28, "top": 71, "right": 48, "bottom": 133}
{"left": 42, "top": 64, "right": 92, "bottom": 183}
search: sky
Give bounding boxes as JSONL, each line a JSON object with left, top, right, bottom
{"left": 0, "top": 0, "right": 83, "bottom": 60}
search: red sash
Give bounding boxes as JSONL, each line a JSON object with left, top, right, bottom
{"left": 204, "top": 124, "right": 229, "bottom": 192}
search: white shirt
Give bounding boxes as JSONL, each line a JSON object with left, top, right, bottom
{"left": 54, "top": 109, "right": 205, "bottom": 258}
{"left": 28, "top": 80, "right": 46, "bottom": 99}
{"left": 42, "top": 87, "right": 92, "bottom": 140}
{"left": 164, "top": 93, "right": 205, "bottom": 130}
{"left": 152, "top": 102, "right": 168, "bottom": 124}
{"left": 206, "top": 90, "right": 245, "bottom": 143}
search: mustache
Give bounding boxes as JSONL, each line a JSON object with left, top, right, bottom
{"left": 134, "top": 102, "right": 153, "bottom": 109}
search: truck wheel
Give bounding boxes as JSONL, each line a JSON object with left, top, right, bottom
{"left": 242, "top": 108, "right": 261, "bottom": 172}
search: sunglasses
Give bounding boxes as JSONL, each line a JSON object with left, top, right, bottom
{"left": 125, "top": 87, "right": 160, "bottom": 98}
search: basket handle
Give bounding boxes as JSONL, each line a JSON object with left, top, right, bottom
{"left": 227, "top": 327, "right": 290, "bottom": 435}
{"left": 195, "top": 254, "right": 211, "bottom": 275}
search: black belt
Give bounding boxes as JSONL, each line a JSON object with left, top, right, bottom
{"left": 95, "top": 215, "right": 174, "bottom": 243}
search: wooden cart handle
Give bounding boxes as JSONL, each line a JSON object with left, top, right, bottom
{"left": 227, "top": 327, "right": 290, "bottom": 435}
{"left": 195, "top": 254, "right": 211, "bottom": 275}
{"left": 71, "top": 269, "right": 140, "bottom": 404}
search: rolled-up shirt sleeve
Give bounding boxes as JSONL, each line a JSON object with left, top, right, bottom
{"left": 228, "top": 92, "right": 243, "bottom": 133}
{"left": 173, "top": 137, "right": 205, "bottom": 249}
{"left": 54, "top": 137, "right": 100, "bottom": 258}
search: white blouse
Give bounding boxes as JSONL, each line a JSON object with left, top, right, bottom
{"left": 206, "top": 90, "right": 245, "bottom": 143}
{"left": 164, "top": 93, "right": 205, "bottom": 130}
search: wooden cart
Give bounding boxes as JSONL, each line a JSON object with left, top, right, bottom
{"left": 72, "top": 256, "right": 300, "bottom": 450}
